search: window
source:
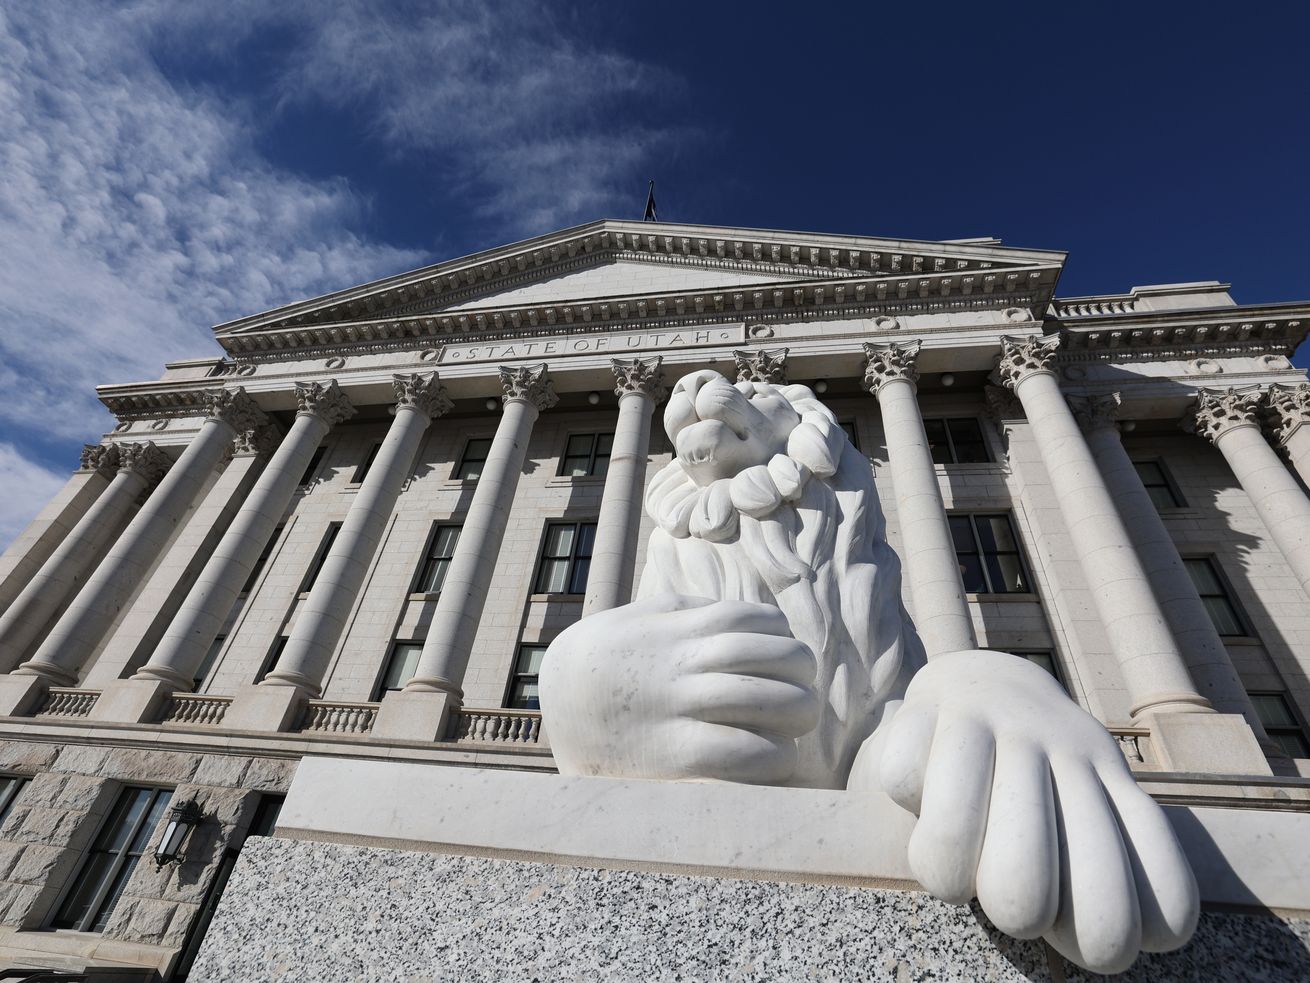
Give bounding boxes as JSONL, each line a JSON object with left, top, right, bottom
{"left": 193, "top": 635, "right": 225, "bottom": 689}
{"left": 256, "top": 638, "right": 287, "bottom": 683}
{"left": 507, "top": 644, "right": 548, "bottom": 709}
{"left": 352, "top": 442, "right": 382, "bottom": 483}
{"left": 415, "top": 525, "right": 461, "bottom": 594}
{"left": 560, "top": 433, "right": 614, "bottom": 477}
{"left": 1183, "top": 557, "right": 1245, "bottom": 636}
{"left": 52, "top": 787, "right": 171, "bottom": 933}
{"left": 455, "top": 438, "right": 493, "bottom": 481}
{"left": 839, "top": 421, "right": 860, "bottom": 450}
{"left": 1250, "top": 693, "right": 1310, "bottom": 758}
{"left": 1134, "top": 460, "right": 1184, "bottom": 509}
{"left": 535, "top": 522, "right": 596, "bottom": 595}
{"left": 300, "top": 524, "right": 341, "bottom": 593}
{"left": 950, "top": 513, "right": 1030, "bottom": 594}
{"left": 923, "top": 418, "right": 990, "bottom": 464}
{"left": 248, "top": 795, "right": 284, "bottom": 838}
{"left": 0, "top": 776, "right": 28, "bottom": 828}
{"left": 298, "top": 446, "right": 326, "bottom": 487}
{"left": 377, "top": 642, "right": 423, "bottom": 697}
{"left": 240, "top": 524, "right": 284, "bottom": 594}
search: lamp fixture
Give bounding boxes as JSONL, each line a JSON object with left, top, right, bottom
{"left": 813, "top": 380, "right": 829, "bottom": 394}
{"left": 940, "top": 373, "right": 955, "bottom": 387}
{"left": 154, "top": 798, "right": 205, "bottom": 867}
{"left": 587, "top": 392, "right": 601, "bottom": 405}
{"left": 485, "top": 397, "right": 499, "bottom": 411}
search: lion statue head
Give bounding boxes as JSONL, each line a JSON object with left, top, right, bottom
{"left": 637, "top": 370, "right": 924, "bottom": 787}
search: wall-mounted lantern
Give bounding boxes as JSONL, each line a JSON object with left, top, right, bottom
{"left": 155, "top": 798, "right": 205, "bottom": 867}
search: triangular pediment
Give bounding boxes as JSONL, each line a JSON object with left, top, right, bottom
{"left": 433, "top": 257, "right": 812, "bottom": 313}
{"left": 213, "top": 219, "right": 1066, "bottom": 340}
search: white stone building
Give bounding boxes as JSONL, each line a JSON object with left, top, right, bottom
{"left": 0, "top": 221, "right": 1307, "bottom": 980}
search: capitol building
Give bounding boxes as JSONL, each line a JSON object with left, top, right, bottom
{"left": 0, "top": 221, "right": 1306, "bottom": 980}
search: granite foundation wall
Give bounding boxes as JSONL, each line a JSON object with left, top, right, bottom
{"left": 191, "top": 836, "right": 1310, "bottom": 983}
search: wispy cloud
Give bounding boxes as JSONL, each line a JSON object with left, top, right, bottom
{"left": 0, "top": 2, "right": 684, "bottom": 549}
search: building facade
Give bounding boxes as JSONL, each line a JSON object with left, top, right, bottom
{"left": 0, "top": 221, "right": 1307, "bottom": 978}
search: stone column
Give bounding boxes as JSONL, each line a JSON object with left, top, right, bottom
{"left": 863, "top": 341, "right": 976, "bottom": 657}
{"left": 132, "top": 382, "right": 355, "bottom": 694}
{"left": 226, "top": 375, "right": 450, "bottom": 731}
{"left": 1, "top": 389, "right": 263, "bottom": 708}
{"left": 1266, "top": 382, "right": 1310, "bottom": 488}
{"left": 1074, "top": 393, "right": 1275, "bottom": 769}
{"left": 0, "top": 444, "right": 117, "bottom": 610}
{"left": 1191, "top": 387, "right": 1310, "bottom": 600}
{"left": 994, "top": 336, "right": 1212, "bottom": 722}
{"left": 583, "top": 357, "right": 665, "bottom": 617}
{"left": 374, "top": 364, "right": 556, "bottom": 741}
{"left": 0, "top": 443, "right": 168, "bottom": 673}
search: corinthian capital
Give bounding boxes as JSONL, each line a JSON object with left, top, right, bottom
{"left": 1265, "top": 382, "right": 1310, "bottom": 445}
{"left": 203, "top": 387, "right": 267, "bottom": 434}
{"left": 993, "top": 335, "right": 1061, "bottom": 390}
{"left": 1068, "top": 392, "right": 1122, "bottom": 433}
{"left": 862, "top": 340, "right": 921, "bottom": 393}
{"left": 117, "top": 441, "right": 171, "bottom": 485}
{"left": 79, "top": 443, "right": 119, "bottom": 476}
{"left": 233, "top": 424, "right": 284, "bottom": 458}
{"left": 611, "top": 356, "right": 667, "bottom": 402}
{"left": 499, "top": 363, "right": 558, "bottom": 411}
{"left": 1187, "top": 387, "right": 1264, "bottom": 444}
{"left": 733, "top": 348, "right": 789, "bottom": 385}
{"left": 295, "top": 380, "right": 356, "bottom": 427}
{"left": 393, "top": 373, "right": 453, "bottom": 419}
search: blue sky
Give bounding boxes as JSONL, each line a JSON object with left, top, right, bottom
{"left": 1, "top": 1, "right": 1307, "bottom": 545}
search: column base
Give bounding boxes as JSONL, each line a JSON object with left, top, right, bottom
{"left": 0, "top": 675, "right": 49, "bottom": 717}
{"left": 222, "top": 683, "right": 309, "bottom": 733}
{"left": 87, "top": 678, "right": 176, "bottom": 724}
{"left": 11, "top": 660, "right": 78, "bottom": 688}
{"left": 1143, "top": 711, "right": 1273, "bottom": 776}
{"left": 372, "top": 690, "right": 460, "bottom": 742}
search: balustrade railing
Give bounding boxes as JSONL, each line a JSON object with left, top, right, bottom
{"left": 36, "top": 688, "right": 100, "bottom": 718}
{"left": 449, "top": 708, "right": 543, "bottom": 746}
{"left": 160, "top": 694, "right": 231, "bottom": 727}
{"left": 1109, "top": 727, "right": 1152, "bottom": 767}
{"left": 1055, "top": 298, "right": 1137, "bottom": 318}
{"left": 299, "top": 700, "right": 379, "bottom": 735}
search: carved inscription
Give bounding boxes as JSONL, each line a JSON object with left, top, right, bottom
{"left": 438, "top": 324, "right": 745, "bottom": 364}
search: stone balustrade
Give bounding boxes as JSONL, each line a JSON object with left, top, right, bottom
{"left": 36, "top": 688, "right": 100, "bottom": 718}
{"left": 160, "top": 694, "right": 231, "bottom": 727}
{"left": 449, "top": 708, "right": 543, "bottom": 746}
{"left": 1109, "top": 726, "right": 1152, "bottom": 768}
{"left": 298, "top": 700, "right": 379, "bottom": 735}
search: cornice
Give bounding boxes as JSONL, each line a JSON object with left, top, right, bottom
{"left": 98, "top": 385, "right": 215, "bottom": 421}
{"left": 215, "top": 267, "right": 1060, "bottom": 361}
{"left": 213, "top": 220, "right": 1065, "bottom": 337}
{"left": 1057, "top": 305, "right": 1308, "bottom": 360}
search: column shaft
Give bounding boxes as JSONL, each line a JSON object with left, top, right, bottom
{"left": 1084, "top": 420, "right": 1269, "bottom": 738}
{"left": 999, "top": 344, "right": 1209, "bottom": 718}
{"left": 137, "top": 413, "right": 331, "bottom": 688}
{"left": 871, "top": 372, "right": 976, "bottom": 656}
{"left": 1285, "top": 429, "right": 1310, "bottom": 488}
{"left": 0, "top": 449, "right": 112, "bottom": 610}
{"left": 266, "top": 378, "right": 444, "bottom": 694}
{"left": 583, "top": 358, "right": 664, "bottom": 616}
{"left": 408, "top": 399, "right": 540, "bottom": 694}
{"left": 17, "top": 417, "right": 239, "bottom": 684}
{"left": 1212, "top": 424, "right": 1310, "bottom": 597}
{"left": 0, "top": 461, "right": 150, "bottom": 670}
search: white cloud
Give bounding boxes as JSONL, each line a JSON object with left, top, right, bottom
{"left": 0, "top": 444, "right": 69, "bottom": 549}
{"left": 0, "top": 2, "right": 682, "bottom": 551}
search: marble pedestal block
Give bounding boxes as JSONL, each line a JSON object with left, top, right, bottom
{"left": 189, "top": 761, "right": 1310, "bottom": 982}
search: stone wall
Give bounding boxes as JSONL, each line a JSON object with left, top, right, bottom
{"left": 0, "top": 739, "right": 295, "bottom": 965}
{"left": 191, "top": 836, "right": 1310, "bottom": 983}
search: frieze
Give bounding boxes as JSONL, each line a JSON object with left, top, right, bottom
{"left": 439, "top": 325, "right": 745, "bottom": 365}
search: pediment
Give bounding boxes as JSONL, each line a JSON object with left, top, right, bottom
{"left": 432, "top": 257, "right": 811, "bottom": 313}
{"left": 214, "top": 219, "right": 1066, "bottom": 339}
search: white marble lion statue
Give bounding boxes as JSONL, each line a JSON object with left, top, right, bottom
{"left": 540, "top": 368, "right": 1198, "bottom": 973}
